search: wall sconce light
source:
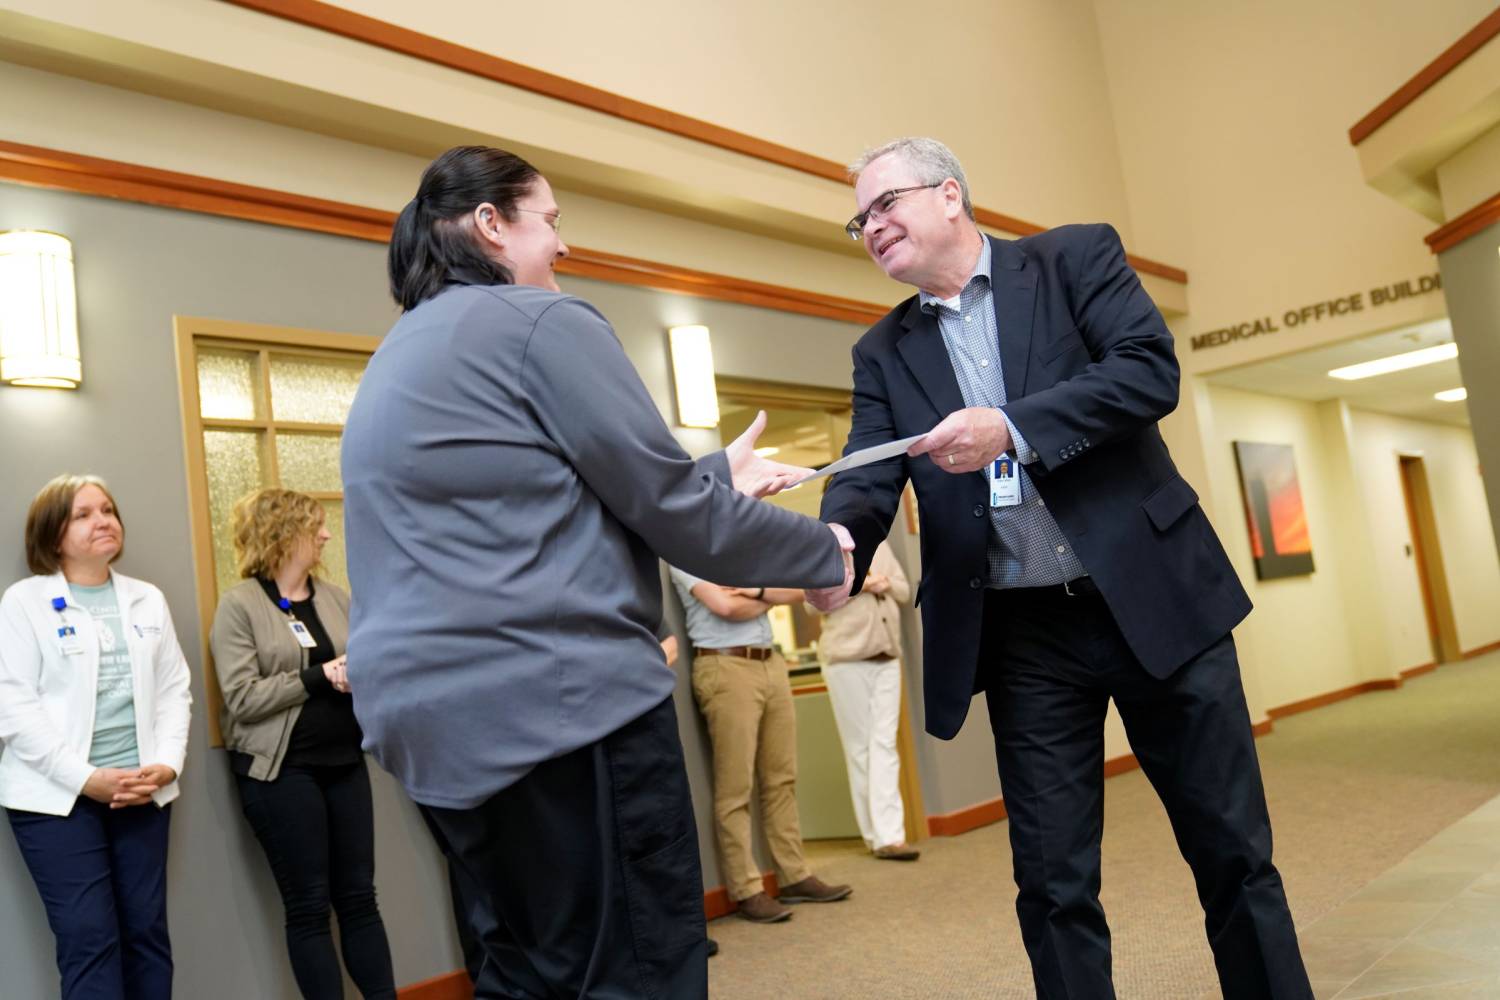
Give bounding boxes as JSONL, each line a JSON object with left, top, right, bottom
{"left": 668, "top": 324, "right": 719, "bottom": 428}
{"left": 0, "top": 231, "right": 81, "bottom": 388}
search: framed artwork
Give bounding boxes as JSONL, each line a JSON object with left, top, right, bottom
{"left": 1232, "top": 441, "right": 1315, "bottom": 580}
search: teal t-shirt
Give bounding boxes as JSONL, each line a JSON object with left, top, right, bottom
{"left": 70, "top": 580, "right": 140, "bottom": 769}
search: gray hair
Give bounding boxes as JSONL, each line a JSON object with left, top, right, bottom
{"left": 848, "top": 138, "right": 974, "bottom": 221}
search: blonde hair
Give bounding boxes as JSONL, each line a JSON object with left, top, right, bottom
{"left": 24, "top": 474, "right": 125, "bottom": 575}
{"left": 231, "top": 488, "right": 325, "bottom": 579}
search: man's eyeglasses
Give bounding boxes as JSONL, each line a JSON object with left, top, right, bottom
{"left": 515, "top": 208, "right": 562, "bottom": 234}
{"left": 844, "top": 184, "right": 940, "bottom": 240}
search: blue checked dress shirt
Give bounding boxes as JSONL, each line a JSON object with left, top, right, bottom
{"left": 918, "top": 239, "right": 1088, "bottom": 588}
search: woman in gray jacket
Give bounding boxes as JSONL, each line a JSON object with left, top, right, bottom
{"left": 342, "top": 145, "right": 854, "bottom": 998}
{"left": 210, "top": 488, "right": 394, "bottom": 1000}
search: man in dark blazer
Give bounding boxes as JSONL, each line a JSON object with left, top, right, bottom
{"left": 810, "top": 138, "right": 1311, "bottom": 999}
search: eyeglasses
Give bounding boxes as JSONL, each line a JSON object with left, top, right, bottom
{"left": 515, "top": 208, "right": 562, "bottom": 234}
{"left": 844, "top": 184, "right": 940, "bottom": 240}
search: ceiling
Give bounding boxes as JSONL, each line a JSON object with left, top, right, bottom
{"left": 1202, "top": 317, "right": 1471, "bottom": 427}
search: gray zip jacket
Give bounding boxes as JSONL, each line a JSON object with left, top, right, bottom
{"left": 341, "top": 283, "right": 843, "bottom": 809}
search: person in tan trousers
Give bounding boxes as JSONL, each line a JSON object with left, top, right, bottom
{"left": 669, "top": 566, "right": 853, "bottom": 923}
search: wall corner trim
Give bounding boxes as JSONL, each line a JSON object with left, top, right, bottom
{"left": 0, "top": 139, "right": 890, "bottom": 325}
{"left": 1348, "top": 7, "right": 1500, "bottom": 145}
{"left": 219, "top": 0, "right": 1186, "bottom": 284}
{"left": 1425, "top": 190, "right": 1500, "bottom": 254}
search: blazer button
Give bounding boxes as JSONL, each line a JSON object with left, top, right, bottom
{"left": 969, "top": 577, "right": 982, "bottom": 589}
{"left": 973, "top": 504, "right": 985, "bottom": 518}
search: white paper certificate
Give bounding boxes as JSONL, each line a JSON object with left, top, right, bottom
{"left": 793, "top": 434, "right": 926, "bottom": 486}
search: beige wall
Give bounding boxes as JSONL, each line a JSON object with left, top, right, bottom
{"left": 320, "top": 0, "right": 1139, "bottom": 240}
{"left": 1093, "top": 0, "right": 1492, "bottom": 373}
{"left": 1202, "top": 386, "right": 1366, "bottom": 711}
{"left": 1347, "top": 408, "right": 1500, "bottom": 658}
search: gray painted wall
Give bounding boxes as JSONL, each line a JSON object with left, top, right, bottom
{"left": 0, "top": 182, "right": 1003, "bottom": 995}
{"left": 1438, "top": 224, "right": 1500, "bottom": 561}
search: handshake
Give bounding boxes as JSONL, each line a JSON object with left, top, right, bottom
{"left": 725, "top": 410, "right": 856, "bottom": 613}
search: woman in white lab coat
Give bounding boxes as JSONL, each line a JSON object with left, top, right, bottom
{"left": 0, "top": 473, "right": 192, "bottom": 1000}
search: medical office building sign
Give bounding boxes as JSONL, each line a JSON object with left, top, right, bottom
{"left": 1190, "top": 273, "right": 1442, "bottom": 352}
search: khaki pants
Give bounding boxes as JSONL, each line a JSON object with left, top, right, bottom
{"left": 691, "top": 651, "right": 811, "bottom": 901}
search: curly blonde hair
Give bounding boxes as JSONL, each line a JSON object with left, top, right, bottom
{"left": 231, "top": 488, "right": 326, "bottom": 579}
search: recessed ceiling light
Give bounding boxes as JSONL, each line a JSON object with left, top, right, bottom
{"left": 1434, "top": 387, "right": 1467, "bottom": 402}
{"left": 1327, "top": 342, "right": 1457, "bottom": 380}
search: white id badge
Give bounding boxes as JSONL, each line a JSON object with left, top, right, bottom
{"left": 287, "top": 619, "right": 319, "bottom": 649}
{"left": 989, "top": 456, "right": 1021, "bottom": 507}
{"left": 57, "top": 625, "right": 85, "bottom": 656}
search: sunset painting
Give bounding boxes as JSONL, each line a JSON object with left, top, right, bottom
{"left": 1233, "top": 441, "right": 1315, "bottom": 580}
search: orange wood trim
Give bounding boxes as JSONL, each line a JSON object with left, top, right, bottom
{"left": 1464, "top": 639, "right": 1500, "bottom": 659}
{"left": 220, "top": 0, "right": 1186, "bottom": 284}
{"left": 0, "top": 139, "right": 889, "bottom": 325}
{"left": 1266, "top": 678, "right": 1401, "bottom": 721}
{"left": 792, "top": 683, "right": 829, "bottom": 696}
{"left": 1102, "top": 752, "right": 1140, "bottom": 779}
{"left": 1425, "top": 190, "right": 1500, "bottom": 254}
{"left": 0, "top": 139, "right": 394, "bottom": 241}
{"left": 562, "top": 247, "right": 889, "bottom": 325}
{"left": 1252, "top": 718, "right": 1274, "bottom": 737}
{"left": 1349, "top": 7, "right": 1500, "bottom": 145}
{"left": 704, "top": 873, "right": 780, "bottom": 921}
{"left": 927, "top": 795, "right": 1006, "bottom": 837}
{"left": 1400, "top": 661, "right": 1438, "bottom": 680}
{"left": 397, "top": 971, "right": 472, "bottom": 1000}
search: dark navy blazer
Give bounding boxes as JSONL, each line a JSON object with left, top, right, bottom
{"left": 821, "top": 225, "right": 1251, "bottom": 740}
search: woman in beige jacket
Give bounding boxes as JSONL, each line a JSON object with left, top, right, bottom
{"left": 210, "top": 488, "right": 394, "bottom": 999}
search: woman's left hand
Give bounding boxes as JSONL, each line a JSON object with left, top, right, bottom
{"left": 324, "top": 655, "right": 351, "bottom": 694}
{"left": 111, "top": 764, "right": 177, "bottom": 809}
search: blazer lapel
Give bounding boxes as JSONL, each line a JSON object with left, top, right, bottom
{"left": 895, "top": 299, "right": 967, "bottom": 421}
{"left": 988, "top": 237, "right": 1038, "bottom": 400}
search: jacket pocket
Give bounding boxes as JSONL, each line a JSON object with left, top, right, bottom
{"left": 1141, "top": 475, "right": 1199, "bottom": 531}
{"left": 1040, "top": 327, "right": 1088, "bottom": 366}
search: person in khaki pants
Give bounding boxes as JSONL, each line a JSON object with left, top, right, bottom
{"left": 670, "top": 567, "right": 852, "bottom": 924}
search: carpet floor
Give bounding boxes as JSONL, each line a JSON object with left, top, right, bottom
{"left": 704, "top": 650, "right": 1500, "bottom": 998}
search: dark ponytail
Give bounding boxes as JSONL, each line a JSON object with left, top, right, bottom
{"left": 388, "top": 146, "right": 541, "bottom": 311}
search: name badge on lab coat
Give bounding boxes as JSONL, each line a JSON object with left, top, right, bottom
{"left": 57, "top": 625, "right": 85, "bottom": 656}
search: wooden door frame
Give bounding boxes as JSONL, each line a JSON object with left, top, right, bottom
{"left": 1397, "top": 453, "right": 1462, "bottom": 663}
{"left": 172, "top": 316, "right": 380, "bottom": 744}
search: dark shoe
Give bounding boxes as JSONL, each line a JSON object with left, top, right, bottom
{"left": 735, "top": 891, "right": 792, "bottom": 923}
{"left": 706, "top": 938, "right": 720, "bottom": 957}
{"left": 778, "top": 875, "right": 853, "bottom": 903}
{"left": 874, "top": 843, "right": 921, "bottom": 861}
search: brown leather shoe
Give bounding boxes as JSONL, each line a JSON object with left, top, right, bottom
{"left": 778, "top": 875, "right": 853, "bottom": 903}
{"left": 734, "top": 891, "right": 792, "bottom": 923}
{"left": 874, "top": 843, "right": 921, "bottom": 861}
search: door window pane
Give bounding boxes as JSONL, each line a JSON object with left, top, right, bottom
{"left": 277, "top": 433, "right": 343, "bottom": 494}
{"left": 269, "top": 354, "right": 363, "bottom": 424}
{"left": 203, "top": 429, "right": 265, "bottom": 594}
{"left": 197, "top": 349, "right": 260, "bottom": 420}
{"left": 318, "top": 500, "right": 349, "bottom": 591}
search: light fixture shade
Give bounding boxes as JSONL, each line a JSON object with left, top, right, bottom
{"left": 0, "top": 231, "right": 81, "bottom": 388}
{"left": 668, "top": 325, "right": 719, "bottom": 428}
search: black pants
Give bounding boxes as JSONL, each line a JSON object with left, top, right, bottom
{"left": 8, "top": 799, "right": 172, "bottom": 1000}
{"left": 235, "top": 760, "right": 396, "bottom": 1000}
{"left": 981, "top": 585, "right": 1312, "bottom": 1000}
{"left": 421, "top": 695, "right": 707, "bottom": 1000}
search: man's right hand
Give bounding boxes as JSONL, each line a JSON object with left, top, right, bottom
{"left": 806, "top": 523, "right": 856, "bottom": 612}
